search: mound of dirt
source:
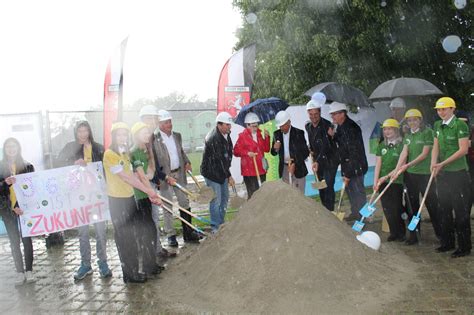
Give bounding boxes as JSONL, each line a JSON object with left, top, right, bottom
{"left": 156, "top": 180, "right": 417, "bottom": 313}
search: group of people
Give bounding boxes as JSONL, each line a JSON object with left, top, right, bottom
{"left": 0, "top": 94, "right": 472, "bottom": 287}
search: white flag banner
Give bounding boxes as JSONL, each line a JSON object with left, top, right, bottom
{"left": 13, "top": 162, "right": 110, "bottom": 237}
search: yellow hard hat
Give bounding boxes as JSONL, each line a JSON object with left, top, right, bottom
{"left": 404, "top": 109, "right": 423, "bottom": 119}
{"left": 111, "top": 122, "right": 130, "bottom": 132}
{"left": 131, "top": 122, "right": 148, "bottom": 136}
{"left": 382, "top": 118, "right": 400, "bottom": 129}
{"left": 434, "top": 97, "right": 456, "bottom": 109}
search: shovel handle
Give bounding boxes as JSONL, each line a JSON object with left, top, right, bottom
{"left": 159, "top": 194, "right": 213, "bottom": 225}
{"left": 337, "top": 182, "right": 347, "bottom": 212}
{"left": 161, "top": 204, "right": 206, "bottom": 235}
{"left": 187, "top": 170, "right": 202, "bottom": 189}
{"left": 415, "top": 171, "right": 436, "bottom": 217}
{"left": 174, "top": 182, "right": 195, "bottom": 197}
{"left": 252, "top": 155, "right": 262, "bottom": 187}
{"left": 372, "top": 169, "right": 403, "bottom": 205}
{"left": 368, "top": 190, "right": 377, "bottom": 205}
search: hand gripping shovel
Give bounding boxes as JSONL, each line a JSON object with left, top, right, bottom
{"left": 186, "top": 170, "right": 216, "bottom": 203}
{"left": 333, "top": 179, "right": 348, "bottom": 221}
{"left": 408, "top": 172, "right": 435, "bottom": 231}
{"left": 229, "top": 183, "right": 246, "bottom": 209}
{"left": 252, "top": 155, "right": 262, "bottom": 187}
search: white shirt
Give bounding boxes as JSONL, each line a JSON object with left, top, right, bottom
{"left": 442, "top": 115, "right": 455, "bottom": 125}
{"left": 283, "top": 127, "right": 291, "bottom": 162}
{"left": 160, "top": 131, "right": 180, "bottom": 170}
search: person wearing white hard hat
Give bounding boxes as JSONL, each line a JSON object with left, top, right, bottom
{"left": 234, "top": 112, "right": 270, "bottom": 199}
{"left": 200, "top": 112, "right": 235, "bottom": 232}
{"left": 328, "top": 102, "right": 368, "bottom": 222}
{"left": 152, "top": 110, "right": 201, "bottom": 246}
{"left": 270, "top": 111, "right": 309, "bottom": 193}
{"left": 139, "top": 105, "right": 160, "bottom": 129}
{"left": 305, "top": 98, "right": 339, "bottom": 211}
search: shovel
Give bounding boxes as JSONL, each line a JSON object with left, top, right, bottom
{"left": 408, "top": 172, "right": 435, "bottom": 231}
{"left": 160, "top": 203, "right": 207, "bottom": 236}
{"left": 311, "top": 171, "right": 328, "bottom": 190}
{"left": 333, "top": 179, "right": 348, "bottom": 221}
{"left": 288, "top": 159, "right": 293, "bottom": 187}
{"left": 172, "top": 182, "right": 199, "bottom": 201}
{"left": 252, "top": 155, "right": 262, "bottom": 187}
{"left": 186, "top": 170, "right": 216, "bottom": 203}
{"left": 159, "top": 194, "right": 216, "bottom": 227}
{"left": 229, "top": 183, "right": 246, "bottom": 209}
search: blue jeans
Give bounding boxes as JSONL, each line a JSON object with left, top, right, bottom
{"left": 346, "top": 175, "right": 367, "bottom": 216}
{"left": 204, "top": 178, "right": 229, "bottom": 231}
{"left": 78, "top": 221, "right": 107, "bottom": 266}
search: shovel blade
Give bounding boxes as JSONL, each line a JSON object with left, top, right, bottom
{"left": 352, "top": 220, "right": 365, "bottom": 232}
{"left": 359, "top": 203, "right": 376, "bottom": 218}
{"left": 408, "top": 216, "right": 421, "bottom": 231}
{"left": 311, "top": 180, "right": 328, "bottom": 190}
{"left": 334, "top": 211, "right": 345, "bottom": 221}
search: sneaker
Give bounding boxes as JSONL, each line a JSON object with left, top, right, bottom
{"left": 97, "top": 260, "right": 112, "bottom": 278}
{"left": 168, "top": 235, "right": 178, "bottom": 247}
{"left": 25, "top": 271, "right": 37, "bottom": 283}
{"left": 14, "top": 272, "right": 25, "bottom": 285}
{"left": 74, "top": 263, "right": 93, "bottom": 280}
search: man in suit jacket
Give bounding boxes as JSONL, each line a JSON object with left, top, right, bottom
{"left": 152, "top": 110, "right": 200, "bottom": 246}
{"left": 270, "top": 111, "right": 309, "bottom": 193}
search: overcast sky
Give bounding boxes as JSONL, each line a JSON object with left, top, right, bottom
{"left": 0, "top": 0, "right": 242, "bottom": 114}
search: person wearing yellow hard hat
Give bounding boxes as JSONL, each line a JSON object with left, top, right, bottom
{"left": 103, "top": 122, "right": 163, "bottom": 283}
{"left": 392, "top": 109, "right": 442, "bottom": 246}
{"left": 373, "top": 119, "right": 406, "bottom": 242}
{"left": 431, "top": 97, "right": 471, "bottom": 258}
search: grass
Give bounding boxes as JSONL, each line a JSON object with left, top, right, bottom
{"left": 163, "top": 208, "right": 238, "bottom": 234}
{"left": 186, "top": 152, "right": 203, "bottom": 176}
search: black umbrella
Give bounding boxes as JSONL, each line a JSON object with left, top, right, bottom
{"left": 234, "top": 97, "right": 289, "bottom": 127}
{"left": 369, "top": 77, "right": 443, "bottom": 100}
{"left": 304, "top": 82, "right": 372, "bottom": 108}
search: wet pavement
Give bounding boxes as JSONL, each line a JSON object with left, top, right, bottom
{"left": 0, "top": 213, "right": 473, "bottom": 313}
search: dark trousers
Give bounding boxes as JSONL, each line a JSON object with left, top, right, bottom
{"left": 404, "top": 172, "right": 442, "bottom": 239}
{"left": 436, "top": 170, "right": 472, "bottom": 251}
{"left": 317, "top": 166, "right": 338, "bottom": 211}
{"left": 346, "top": 175, "right": 367, "bottom": 216}
{"left": 179, "top": 208, "right": 194, "bottom": 240}
{"left": 108, "top": 196, "right": 141, "bottom": 278}
{"left": 243, "top": 175, "right": 266, "bottom": 200}
{"left": 136, "top": 198, "right": 157, "bottom": 273}
{"left": 380, "top": 183, "right": 406, "bottom": 239}
{"left": 1, "top": 210, "right": 33, "bottom": 272}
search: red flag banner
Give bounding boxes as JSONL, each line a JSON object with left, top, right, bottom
{"left": 217, "top": 44, "right": 256, "bottom": 117}
{"left": 103, "top": 37, "right": 128, "bottom": 149}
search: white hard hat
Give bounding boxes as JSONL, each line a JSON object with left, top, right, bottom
{"left": 275, "top": 110, "right": 291, "bottom": 127}
{"left": 216, "top": 112, "right": 233, "bottom": 124}
{"left": 311, "top": 92, "right": 326, "bottom": 106}
{"left": 389, "top": 97, "right": 406, "bottom": 109}
{"left": 328, "top": 102, "right": 348, "bottom": 114}
{"left": 244, "top": 112, "right": 260, "bottom": 124}
{"left": 356, "top": 231, "right": 381, "bottom": 251}
{"left": 306, "top": 100, "right": 322, "bottom": 111}
{"left": 158, "top": 110, "right": 172, "bottom": 122}
{"left": 139, "top": 105, "right": 159, "bottom": 118}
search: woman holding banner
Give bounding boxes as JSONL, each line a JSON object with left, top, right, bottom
{"left": 57, "top": 120, "right": 112, "bottom": 281}
{"left": 103, "top": 122, "right": 162, "bottom": 283}
{"left": 0, "top": 138, "right": 36, "bottom": 285}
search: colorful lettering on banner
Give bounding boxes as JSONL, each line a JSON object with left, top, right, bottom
{"left": 13, "top": 162, "right": 110, "bottom": 237}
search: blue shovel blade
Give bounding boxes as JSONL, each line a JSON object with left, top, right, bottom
{"left": 352, "top": 220, "right": 365, "bottom": 232}
{"left": 408, "top": 216, "right": 420, "bottom": 231}
{"left": 359, "top": 203, "right": 376, "bottom": 217}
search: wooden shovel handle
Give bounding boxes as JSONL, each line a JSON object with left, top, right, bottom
{"left": 252, "top": 155, "right": 262, "bottom": 187}
{"left": 415, "top": 171, "right": 436, "bottom": 217}
{"left": 161, "top": 204, "right": 206, "bottom": 235}
{"left": 187, "top": 170, "right": 202, "bottom": 189}
{"left": 159, "top": 194, "right": 198, "bottom": 220}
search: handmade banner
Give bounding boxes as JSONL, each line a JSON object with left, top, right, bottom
{"left": 13, "top": 162, "right": 110, "bottom": 237}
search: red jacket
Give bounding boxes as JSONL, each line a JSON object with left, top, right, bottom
{"left": 234, "top": 128, "right": 270, "bottom": 176}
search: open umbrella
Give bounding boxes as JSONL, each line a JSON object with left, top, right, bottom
{"left": 369, "top": 77, "right": 443, "bottom": 100}
{"left": 234, "top": 97, "right": 289, "bottom": 127}
{"left": 304, "top": 82, "right": 372, "bottom": 108}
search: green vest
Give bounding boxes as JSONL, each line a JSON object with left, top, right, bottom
{"left": 434, "top": 117, "right": 469, "bottom": 172}
{"left": 376, "top": 141, "right": 404, "bottom": 184}
{"left": 130, "top": 147, "right": 150, "bottom": 200}
{"left": 404, "top": 128, "right": 434, "bottom": 175}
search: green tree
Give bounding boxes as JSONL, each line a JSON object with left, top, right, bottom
{"left": 233, "top": 0, "right": 473, "bottom": 109}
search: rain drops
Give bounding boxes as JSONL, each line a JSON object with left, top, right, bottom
{"left": 380, "top": 1, "right": 387, "bottom": 7}
{"left": 442, "top": 35, "right": 462, "bottom": 53}
{"left": 245, "top": 13, "right": 257, "bottom": 24}
{"left": 454, "top": 0, "right": 467, "bottom": 9}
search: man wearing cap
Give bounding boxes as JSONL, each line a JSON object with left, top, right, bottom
{"left": 139, "top": 105, "right": 175, "bottom": 259}
{"left": 152, "top": 110, "right": 200, "bottom": 246}
{"left": 201, "top": 112, "right": 234, "bottom": 232}
{"left": 271, "top": 110, "right": 309, "bottom": 193}
{"left": 305, "top": 96, "right": 339, "bottom": 211}
{"left": 328, "top": 102, "right": 368, "bottom": 221}
{"left": 431, "top": 97, "right": 471, "bottom": 258}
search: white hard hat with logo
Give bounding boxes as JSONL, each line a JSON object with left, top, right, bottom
{"left": 158, "top": 110, "right": 172, "bottom": 122}
{"left": 139, "top": 105, "right": 159, "bottom": 118}
{"left": 356, "top": 231, "right": 381, "bottom": 251}
{"left": 275, "top": 110, "right": 291, "bottom": 127}
{"left": 244, "top": 112, "right": 260, "bottom": 124}
{"left": 328, "top": 102, "right": 348, "bottom": 114}
{"left": 306, "top": 99, "right": 322, "bottom": 111}
{"left": 216, "top": 112, "right": 233, "bottom": 124}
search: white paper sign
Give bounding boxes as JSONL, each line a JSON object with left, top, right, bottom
{"left": 13, "top": 162, "right": 110, "bottom": 237}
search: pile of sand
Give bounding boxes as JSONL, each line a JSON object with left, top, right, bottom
{"left": 156, "top": 181, "right": 417, "bottom": 313}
